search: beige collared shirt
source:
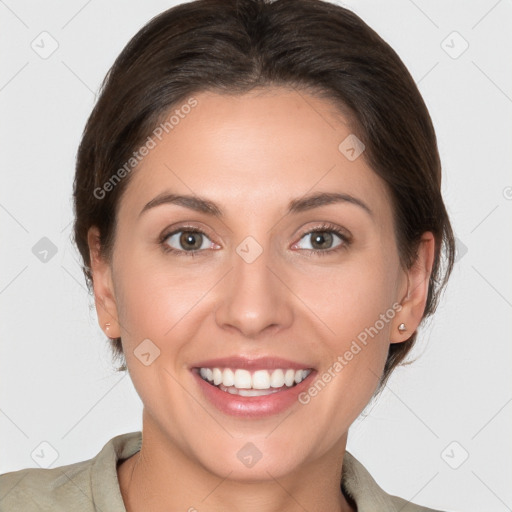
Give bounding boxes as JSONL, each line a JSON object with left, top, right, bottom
{"left": 0, "top": 431, "right": 448, "bottom": 511}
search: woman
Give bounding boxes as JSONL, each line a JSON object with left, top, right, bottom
{"left": 0, "top": 0, "right": 456, "bottom": 510}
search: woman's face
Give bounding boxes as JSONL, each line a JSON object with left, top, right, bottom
{"left": 92, "top": 87, "right": 419, "bottom": 480}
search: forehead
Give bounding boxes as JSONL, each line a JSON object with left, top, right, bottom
{"left": 119, "top": 87, "right": 392, "bottom": 224}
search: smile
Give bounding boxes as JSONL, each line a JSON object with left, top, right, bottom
{"left": 197, "top": 367, "right": 312, "bottom": 397}
{"left": 190, "top": 356, "right": 317, "bottom": 417}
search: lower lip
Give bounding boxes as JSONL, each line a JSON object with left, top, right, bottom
{"left": 192, "top": 369, "right": 316, "bottom": 418}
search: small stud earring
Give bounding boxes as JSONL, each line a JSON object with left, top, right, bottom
{"left": 398, "top": 323, "right": 406, "bottom": 333}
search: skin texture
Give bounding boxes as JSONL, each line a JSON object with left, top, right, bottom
{"left": 88, "top": 87, "right": 435, "bottom": 512}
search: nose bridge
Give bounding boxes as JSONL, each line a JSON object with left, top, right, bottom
{"left": 214, "top": 235, "right": 293, "bottom": 337}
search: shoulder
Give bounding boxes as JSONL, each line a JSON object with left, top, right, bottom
{"left": 342, "top": 451, "right": 453, "bottom": 512}
{"left": 0, "top": 431, "right": 142, "bottom": 512}
{"left": 0, "top": 459, "right": 94, "bottom": 512}
{"left": 386, "top": 492, "right": 449, "bottom": 511}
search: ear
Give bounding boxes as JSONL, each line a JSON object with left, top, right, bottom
{"left": 87, "top": 226, "right": 121, "bottom": 339}
{"left": 390, "top": 232, "right": 436, "bottom": 344}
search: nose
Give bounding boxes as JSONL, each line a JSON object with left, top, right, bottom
{"left": 214, "top": 242, "right": 294, "bottom": 338}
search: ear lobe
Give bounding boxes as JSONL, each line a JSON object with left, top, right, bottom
{"left": 390, "top": 232, "right": 436, "bottom": 344}
{"left": 87, "top": 226, "right": 121, "bottom": 338}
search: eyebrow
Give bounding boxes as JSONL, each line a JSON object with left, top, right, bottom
{"left": 138, "top": 191, "right": 373, "bottom": 219}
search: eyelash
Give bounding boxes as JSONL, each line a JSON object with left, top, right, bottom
{"left": 296, "top": 222, "right": 352, "bottom": 257}
{"left": 158, "top": 222, "right": 351, "bottom": 258}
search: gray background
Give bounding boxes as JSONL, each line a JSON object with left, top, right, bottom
{"left": 1, "top": 1, "right": 511, "bottom": 511}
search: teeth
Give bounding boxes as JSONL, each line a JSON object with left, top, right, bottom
{"left": 270, "top": 369, "right": 285, "bottom": 387}
{"left": 213, "top": 368, "right": 223, "bottom": 386}
{"left": 223, "top": 368, "right": 235, "bottom": 387}
{"left": 234, "top": 369, "right": 252, "bottom": 389}
{"left": 198, "top": 367, "right": 312, "bottom": 391}
{"left": 252, "top": 370, "right": 270, "bottom": 389}
{"left": 219, "top": 384, "right": 284, "bottom": 397}
{"left": 295, "top": 369, "right": 307, "bottom": 384}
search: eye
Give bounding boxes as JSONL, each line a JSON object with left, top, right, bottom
{"left": 159, "top": 223, "right": 350, "bottom": 257}
{"left": 293, "top": 223, "right": 350, "bottom": 255}
{"left": 161, "top": 228, "right": 214, "bottom": 255}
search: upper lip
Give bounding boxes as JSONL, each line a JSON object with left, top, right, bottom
{"left": 191, "top": 356, "right": 315, "bottom": 371}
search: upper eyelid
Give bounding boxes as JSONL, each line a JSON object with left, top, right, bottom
{"left": 161, "top": 224, "right": 213, "bottom": 240}
{"left": 296, "top": 223, "right": 352, "bottom": 243}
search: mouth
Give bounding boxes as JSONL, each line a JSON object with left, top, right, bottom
{"left": 193, "top": 366, "right": 313, "bottom": 397}
{"left": 190, "top": 356, "right": 316, "bottom": 417}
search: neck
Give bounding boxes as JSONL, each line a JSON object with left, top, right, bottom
{"left": 118, "top": 412, "right": 356, "bottom": 512}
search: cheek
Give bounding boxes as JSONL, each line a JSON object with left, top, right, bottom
{"left": 114, "top": 252, "right": 212, "bottom": 341}
{"left": 293, "top": 255, "right": 399, "bottom": 342}
{"left": 293, "top": 266, "right": 397, "bottom": 426}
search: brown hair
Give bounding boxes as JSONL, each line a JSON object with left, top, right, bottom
{"left": 73, "top": 0, "right": 455, "bottom": 394}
